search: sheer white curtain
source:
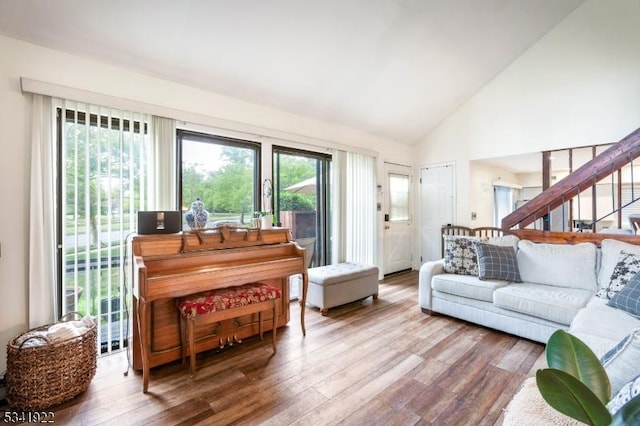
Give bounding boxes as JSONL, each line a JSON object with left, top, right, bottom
{"left": 494, "top": 185, "right": 515, "bottom": 227}
{"left": 332, "top": 150, "right": 377, "bottom": 265}
{"left": 28, "top": 94, "right": 57, "bottom": 327}
{"left": 151, "top": 116, "right": 176, "bottom": 209}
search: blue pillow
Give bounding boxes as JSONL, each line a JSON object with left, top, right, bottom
{"left": 608, "top": 271, "right": 640, "bottom": 318}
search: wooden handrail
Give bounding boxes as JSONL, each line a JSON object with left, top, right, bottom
{"left": 502, "top": 126, "right": 640, "bottom": 230}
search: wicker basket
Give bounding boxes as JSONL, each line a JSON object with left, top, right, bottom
{"left": 5, "top": 312, "right": 97, "bottom": 410}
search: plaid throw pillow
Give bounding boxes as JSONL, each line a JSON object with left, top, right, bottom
{"left": 607, "top": 270, "right": 640, "bottom": 318}
{"left": 473, "top": 241, "right": 522, "bottom": 282}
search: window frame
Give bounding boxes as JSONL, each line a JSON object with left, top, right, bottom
{"left": 177, "top": 129, "right": 262, "bottom": 225}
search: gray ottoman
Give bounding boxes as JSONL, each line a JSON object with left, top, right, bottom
{"left": 306, "top": 262, "right": 379, "bottom": 315}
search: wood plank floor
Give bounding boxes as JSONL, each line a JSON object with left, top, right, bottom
{"left": 2, "top": 271, "right": 546, "bottom": 425}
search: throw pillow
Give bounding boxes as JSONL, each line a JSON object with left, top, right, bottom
{"left": 473, "top": 241, "right": 522, "bottom": 282}
{"left": 607, "top": 374, "right": 640, "bottom": 415}
{"left": 443, "top": 235, "right": 486, "bottom": 276}
{"left": 607, "top": 271, "right": 640, "bottom": 318}
{"left": 600, "top": 329, "right": 640, "bottom": 395}
{"left": 597, "top": 250, "right": 640, "bottom": 299}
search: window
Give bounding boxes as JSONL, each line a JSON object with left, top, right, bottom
{"left": 57, "top": 103, "right": 150, "bottom": 354}
{"left": 389, "top": 173, "right": 410, "bottom": 221}
{"left": 178, "top": 130, "right": 260, "bottom": 227}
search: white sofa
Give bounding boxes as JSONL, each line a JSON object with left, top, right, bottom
{"left": 419, "top": 236, "right": 640, "bottom": 357}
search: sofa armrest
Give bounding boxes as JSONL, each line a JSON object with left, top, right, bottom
{"left": 418, "top": 259, "right": 445, "bottom": 311}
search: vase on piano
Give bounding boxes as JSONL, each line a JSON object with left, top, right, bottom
{"left": 185, "top": 197, "right": 209, "bottom": 229}
{"left": 261, "top": 214, "right": 273, "bottom": 230}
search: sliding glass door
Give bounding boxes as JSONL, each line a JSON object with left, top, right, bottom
{"left": 57, "top": 103, "right": 150, "bottom": 354}
{"left": 273, "top": 147, "right": 331, "bottom": 276}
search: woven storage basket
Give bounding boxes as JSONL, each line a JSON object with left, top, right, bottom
{"left": 6, "top": 312, "right": 97, "bottom": 410}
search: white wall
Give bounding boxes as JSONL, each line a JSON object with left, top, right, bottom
{"left": 469, "top": 162, "right": 519, "bottom": 227}
{"left": 0, "top": 35, "right": 413, "bottom": 373}
{"left": 417, "top": 0, "right": 640, "bottom": 226}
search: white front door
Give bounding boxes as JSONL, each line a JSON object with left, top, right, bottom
{"left": 383, "top": 163, "right": 413, "bottom": 275}
{"left": 420, "top": 164, "right": 454, "bottom": 263}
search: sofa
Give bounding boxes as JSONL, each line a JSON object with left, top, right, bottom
{"left": 418, "top": 235, "right": 640, "bottom": 356}
{"left": 420, "top": 233, "right": 640, "bottom": 422}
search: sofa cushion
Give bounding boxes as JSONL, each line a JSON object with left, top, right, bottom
{"left": 569, "top": 297, "right": 640, "bottom": 358}
{"left": 432, "top": 273, "right": 509, "bottom": 302}
{"left": 607, "top": 373, "right": 640, "bottom": 415}
{"left": 473, "top": 242, "right": 522, "bottom": 282}
{"left": 607, "top": 270, "right": 640, "bottom": 318}
{"left": 601, "top": 329, "right": 640, "bottom": 395}
{"left": 597, "top": 250, "right": 640, "bottom": 300}
{"left": 493, "top": 283, "right": 593, "bottom": 325}
{"left": 516, "top": 240, "right": 597, "bottom": 291}
{"left": 442, "top": 235, "right": 486, "bottom": 276}
{"left": 598, "top": 239, "right": 640, "bottom": 290}
{"left": 487, "top": 234, "right": 520, "bottom": 250}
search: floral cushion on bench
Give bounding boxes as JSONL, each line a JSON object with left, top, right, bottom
{"left": 177, "top": 283, "right": 281, "bottom": 318}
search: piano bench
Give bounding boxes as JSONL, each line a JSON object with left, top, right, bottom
{"left": 177, "top": 283, "right": 282, "bottom": 377}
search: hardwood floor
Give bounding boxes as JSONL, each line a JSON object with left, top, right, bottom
{"left": 2, "top": 271, "right": 546, "bottom": 425}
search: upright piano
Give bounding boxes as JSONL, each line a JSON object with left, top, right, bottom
{"left": 131, "top": 226, "right": 308, "bottom": 392}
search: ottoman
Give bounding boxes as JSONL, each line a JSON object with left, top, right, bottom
{"left": 306, "top": 262, "right": 379, "bottom": 315}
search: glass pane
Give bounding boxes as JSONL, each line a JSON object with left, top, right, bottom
{"left": 273, "top": 148, "right": 331, "bottom": 272}
{"left": 180, "top": 135, "right": 258, "bottom": 227}
{"left": 60, "top": 106, "right": 149, "bottom": 354}
{"left": 389, "top": 173, "right": 409, "bottom": 221}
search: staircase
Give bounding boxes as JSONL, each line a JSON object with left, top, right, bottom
{"left": 501, "top": 126, "right": 640, "bottom": 243}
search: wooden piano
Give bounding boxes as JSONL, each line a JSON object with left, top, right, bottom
{"left": 131, "top": 226, "right": 308, "bottom": 392}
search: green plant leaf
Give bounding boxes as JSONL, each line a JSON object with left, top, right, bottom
{"left": 536, "top": 368, "right": 611, "bottom": 426}
{"left": 611, "top": 394, "right": 640, "bottom": 426}
{"left": 546, "top": 329, "right": 611, "bottom": 403}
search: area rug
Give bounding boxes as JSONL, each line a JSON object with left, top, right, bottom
{"left": 502, "top": 377, "right": 582, "bottom": 426}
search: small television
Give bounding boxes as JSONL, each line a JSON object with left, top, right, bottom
{"left": 137, "top": 211, "right": 182, "bottom": 234}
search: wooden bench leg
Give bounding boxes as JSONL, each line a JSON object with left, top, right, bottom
{"left": 272, "top": 300, "right": 278, "bottom": 353}
{"left": 180, "top": 315, "right": 187, "bottom": 365}
{"left": 188, "top": 318, "right": 197, "bottom": 377}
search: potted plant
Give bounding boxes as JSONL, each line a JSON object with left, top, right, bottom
{"left": 255, "top": 211, "right": 273, "bottom": 229}
{"left": 536, "top": 330, "right": 640, "bottom": 425}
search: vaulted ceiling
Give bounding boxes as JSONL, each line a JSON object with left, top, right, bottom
{"left": 0, "top": 0, "right": 584, "bottom": 145}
